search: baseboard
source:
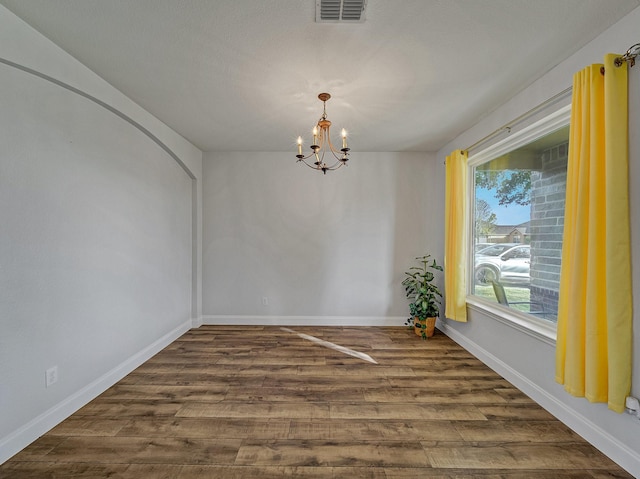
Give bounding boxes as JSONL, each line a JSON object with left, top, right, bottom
{"left": 440, "top": 324, "right": 640, "bottom": 477}
{"left": 191, "top": 315, "right": 204, "bottom": 328}
{"left": 0, "top": 319, "right": 192, "bottom": 465}
{"left": 201, "top": 315, "right": 407, "bottom": 327}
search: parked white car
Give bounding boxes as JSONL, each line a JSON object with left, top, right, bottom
{"left": 475, "top": 244, "right": 531, "bottom": 285}
{"left": 475, "top": 243, "right": 519, "bottom": 257}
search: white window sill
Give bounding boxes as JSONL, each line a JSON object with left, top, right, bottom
{"left": 466, "top": 296, "right": 557, "bottom": 346}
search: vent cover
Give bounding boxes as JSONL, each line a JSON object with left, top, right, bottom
{"left": 316, "top": 0, "right": 367, "bottom": 23}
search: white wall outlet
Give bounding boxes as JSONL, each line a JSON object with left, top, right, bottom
{"left": 625, "top": 396, "right": 639, "bottom": 412}
{"left": 45, "top": 366, "right": 58, "bottom": 388}
{"left": 625, "top": 396, "right": 640, "bottom": 421}
{"left": 262, "top": 296, "right": 269, "bottom": 306}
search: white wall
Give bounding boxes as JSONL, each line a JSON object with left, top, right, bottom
{"left": 202, "top": 151, "right": 443, "bottom": 324}
{"left": 436, "top": 6, "right": 640, "bottom": 476}
{"left": 0, "top": 6, "right": 202, "bottom": 463}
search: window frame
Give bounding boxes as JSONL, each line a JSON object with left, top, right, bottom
{"left": 466, "top": 104, "right": 571, "bottom": 344}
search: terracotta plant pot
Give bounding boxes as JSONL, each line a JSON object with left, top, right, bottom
{"left": 414, "top": 317, "right": 437, "bottom": 338}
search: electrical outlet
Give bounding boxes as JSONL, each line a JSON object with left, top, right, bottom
{"left": 262, "top": 297, "right": 269, "bottom": 306}
{"left": 45, "top": 366, "right": 58, "bottom": 388}
{"left": 626, "top": 396, "right": 640, "bottom": 421}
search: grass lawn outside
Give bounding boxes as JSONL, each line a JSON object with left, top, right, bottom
{"left": 473, "top": 283, "right": 558, "bottom": 322}
{"left": 474, "top": 284, "right": 534, "bottom": 313}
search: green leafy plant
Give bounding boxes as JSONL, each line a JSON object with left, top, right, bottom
{"left": 402, "top": 255, "right": 443, "bottom": 338}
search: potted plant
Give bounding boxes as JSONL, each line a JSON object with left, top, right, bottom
{"left": 402, "top": 254, "right": 443, "bottom": 339}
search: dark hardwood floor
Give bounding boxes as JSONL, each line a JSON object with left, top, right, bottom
{"left": 1, "top": 326, "right": 632, "bottom": 478}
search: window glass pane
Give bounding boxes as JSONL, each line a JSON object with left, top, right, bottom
{"left": 472, "top": 125, "right": 569, "bottom": 324}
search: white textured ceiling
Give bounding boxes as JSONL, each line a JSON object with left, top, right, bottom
{"left": 2, "top": 0, "right": 639, "bottom": 152}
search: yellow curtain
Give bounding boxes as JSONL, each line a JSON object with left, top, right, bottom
{"left": 444, "top": 149, "right": 468, "bottom": 322}
{"left": 555, "top": 54, "right": 632, "bottom": 413}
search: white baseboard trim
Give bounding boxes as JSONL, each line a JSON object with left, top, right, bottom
{"left": 202, "top": 315, "right": 407, "bottom": 327}
{"left": 440, "top": 324, "right": 640, "bottom": 477}
{"left": 0, "top": 319, "right": 192, "bottom": 465}
{"left": 191, "top": 315, "right": 204, "bottom": 328}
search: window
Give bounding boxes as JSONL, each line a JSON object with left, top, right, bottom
{"left": 468, "top": 105, "right": 571, "bottom": 332}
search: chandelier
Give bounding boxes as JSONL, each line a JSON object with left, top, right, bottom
{"left": 295, "top": 93, "right": 350, "bottom": 174}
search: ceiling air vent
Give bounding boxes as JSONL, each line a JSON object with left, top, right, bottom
{"left": 316, "top": 0, "right": 367, "bottom": 23}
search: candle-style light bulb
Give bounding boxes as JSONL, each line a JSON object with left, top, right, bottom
{"left": 313, "top": 126, "right": 318, "bottom": 145}
{"left": 297, "top": 136, "right": 303, "bottom": 155}
{"left": 341, "top": 129, "right": 347, "bottom": 149}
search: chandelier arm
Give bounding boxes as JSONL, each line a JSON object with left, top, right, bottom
{"left": 297, "top": 151, "right": 321, "bottom": 161}
{"left": 324, "top": 160, "right": 345, "bottom": 170}
{"left": 322, "top": 126, "right": 350, "bottom": 161}
{"left": 319, "top": 148, "right": 345, "bottom": 171}
{"left": 323, "top": 125, "right": 338, "bottom": 154}
{"left": 327, "top": 147, "right": 346, "bottom": 161}
{"left": 297, "top": 147, "right": 348, "bottom": 164}
{"left": 325, "top": 138, "right": 342, "bottom": 159}
{"left": 297, "top": 156, "right": 346, "bottom": 171}
{"left": 298, "top": 157, "right": 326, "bottom": 170}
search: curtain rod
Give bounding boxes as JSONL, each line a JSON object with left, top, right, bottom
{"left": 446, "top": 41, "right": 639, "bottom": 162}
{"left": 615, "top": 42, "right": 640, "bottom": 67}
{"left": 461, "top": 86, "right": 572, "bottom": 155}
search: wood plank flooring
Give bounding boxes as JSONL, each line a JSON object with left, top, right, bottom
{"left": 1, "top": 326, "right": 632, "bottom": 478}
